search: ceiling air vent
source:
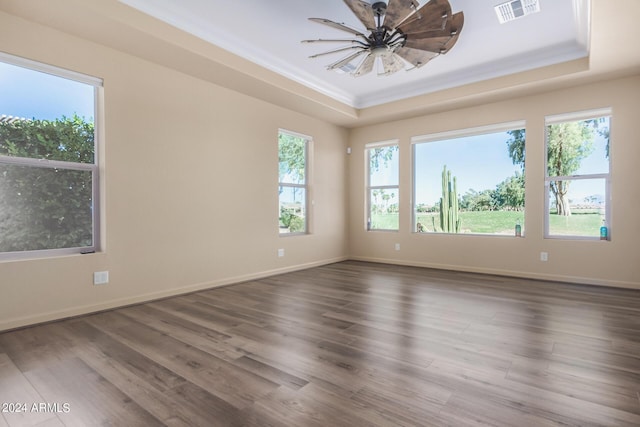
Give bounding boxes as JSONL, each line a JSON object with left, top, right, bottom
{"left": 495, "top": 0, "right": 540, "bottom": 24}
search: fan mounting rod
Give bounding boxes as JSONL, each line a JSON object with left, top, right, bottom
{"left": 371, "top": 2, "right": 388, "bottom": 16}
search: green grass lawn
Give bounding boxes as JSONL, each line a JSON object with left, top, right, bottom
{"left": 372, "top": 209, "right": 602, "bottom": 236}
{"left": 370, "top": 214, "right": 399, "bottom": 231}
{"left": 548, "top": 209, "right": 603, "bottom": 237}
{"left": 416, "top": 211, "right": 522, "bottom": 234}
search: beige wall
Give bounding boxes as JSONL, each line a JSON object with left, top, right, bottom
{"left": 1, "top": 6, "right": 639, "bottom": 332}
{"left": 348, "top": 76, "right": 640, "bottom": 288}
{"left": 0, "top": 11, "right": 349, "bottom": 331}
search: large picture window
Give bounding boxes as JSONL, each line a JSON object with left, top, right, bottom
{"left": 412, "top": 122, "right": 526, "bottom": 235}
{"left": 366, "top": 142, "right": 399, "bottom": 231}
{"left": 278, "top": 130, "right": 310, "bottom": 235}
{"left": 544, "top": 109, "right": 611, "bottom": 239}
{"left": 0, "top": 53, "right": 102, "bottom": 259}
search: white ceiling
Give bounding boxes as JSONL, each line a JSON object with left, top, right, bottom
{"left": 118, "top": 0, "right": 589, "bottom": 109}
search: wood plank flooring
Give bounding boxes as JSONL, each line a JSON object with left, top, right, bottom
{"left": 1, "top": 260, "right": 640, "bottom": 426}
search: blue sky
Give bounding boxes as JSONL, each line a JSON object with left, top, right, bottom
{"left": 403, "top": 126, "right": 608, "bottom": 206}
{"left": 414, "top": 132, "right": 521, "bottom": 205}
{"left": 0, "top": 61, "right": 94, "bottom": 121}
{"left": 570, "top": 125, "right": 609, "bottom": 176}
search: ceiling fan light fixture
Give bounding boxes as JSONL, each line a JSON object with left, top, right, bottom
{"left": 372, "top": 46, "right": 388, "bottom": 56}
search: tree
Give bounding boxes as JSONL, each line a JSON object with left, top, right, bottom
{"left": 278, "top": 132, "right": 308, "bottom": 231}
{"left": 278, "top": 132, "right": 306, "bottom": 184}
{"left": 0, "top": 115, "right": 95, "bottom": 252}
{"left": 279, "top": 206, "right": 305, "bottom": 233}
{"left": 369, "top": 145, "right": 398, "bottom": 172}
{"left": 547, "top": 122, "right": 595, "bottom": 215}
{"left": 507, "top": 123, "right": 596, "bottom": 216}
{"left": 506, "top": 129, "right": 526, "bottom": 171}
{"left": 460, "top": 189, "right": 478, "bottom": 211}
{"left": 495, "top": 172, "right": 525, "bottom": 210}
{"left": 475, "top": 189, "right": 498, "bottom": 211}
{"left": 587, "top": 117, "right": 610, "bottom": 158}
{"left": 459, "top": 188, "right": 498, "bottom": 211}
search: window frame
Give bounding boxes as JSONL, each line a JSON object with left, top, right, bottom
{"left": 543, "top": 108, "right": 612, "bottom": 240}
{"left": 366, "top": 140, "right": 399, "bottom": 232}
{"left": 278, "top": 129, "right": 311, "bottom": 236}
{"left": 0, "top": 52, "right": 103, "bottom": 261}
{"left": 411, "top": 121, "right": 526, "bottom": 236}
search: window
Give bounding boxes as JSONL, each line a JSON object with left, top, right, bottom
{"left": 278, "top": 130, "right": 310, "bottom": 234}
{"left": 544, "top": 109, "right": 611, "bottom": 239}
{"left": 366, "top": 142, "right": 399, "bottom": 231}
{"left": 0, "top": 53, "right": 102, "bottom": 259}
{"left": 412, "top": 122, "right": 526, "bottom": 235}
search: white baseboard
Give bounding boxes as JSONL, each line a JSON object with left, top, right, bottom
{"left": 349, "top": 256, "right": 640, "bottom": 289}
{"left": 0, "top": 256, "right": 348, "bottom": 332}
{"left": 3, "top": 254, "right": 636, "bottom": 332}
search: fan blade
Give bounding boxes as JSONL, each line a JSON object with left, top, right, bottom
{"left": 343, "top": 0, "right": 376, "bottom": 30}
{"left": 398, "top": 0, "right": 452, "bottom": 35}
{"left": 381, "top": 51, "right": 405, "bottom": 75}
{"left": 302, "top": 39, "right": 363, "bottom": 43}
{"left": 353, "top": 53, "right": 376, "bottom": 76}
{"left": 384, "top": 0, "right": 419, "bottom": 30}
{"left": 402, "top": 11, "right": 464, "bottom": 40}
{"left": 441, "top": 28, "right": 462, "bottom": 53}
{"left": 395, "top": 46, "right": 438, "bottom": 68}
{"left": 327, "top": 50, "right": 368, "bottom": 70}
{"left": 309, "top": 18, "right": 366, "bottom": 37}
{"left": 403, "top": 36, "right": 451, "bottom": 53}
{"left": 309, "top": 46, "right": 364, "bottom": 59}
{"left": 303, "top": 39, "right": 369, "bottom": 49}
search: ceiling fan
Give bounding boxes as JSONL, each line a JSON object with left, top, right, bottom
{"left": 303, "top": 0, "right": 464, "bottom": 77}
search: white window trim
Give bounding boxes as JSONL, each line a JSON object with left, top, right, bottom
{"left": 278, "top": 129, "right": 312, "bottom": 236}
{"left": 0, "top": 52, "right": 102, "bottom": 87}
{"left": 411, "top": 121, "right": 526, "bottom": 144}
{"left": 0, "top": 52, "right": 103, "bottom": 261}
{"left": 366, "top": 140, "right": 399, "bottom": 232}
{"left": 544, "top": 108, "right": 612, "bottom": 240}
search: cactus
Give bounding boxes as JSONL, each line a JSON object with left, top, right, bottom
{"left": 436, "top": 165, "right": 461, "bottom": 233}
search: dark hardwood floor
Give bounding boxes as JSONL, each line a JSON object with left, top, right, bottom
{"left": 1, "top": 261, "right": 640, "bottom": 426}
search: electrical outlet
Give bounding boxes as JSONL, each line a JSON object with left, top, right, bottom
{"left": 395, "top": 243, "right": 400, "bottom": 251}
{"left": 277, "top": 248, "right": 285, "bottom": 257}
{"left": 93, "top": 271, "right": 109, "bottom": 285}
{"left": 540, "top": 252, "right": 548, "bottom": 262}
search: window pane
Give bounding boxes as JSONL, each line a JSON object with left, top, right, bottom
{"left": 414, "top": 128, "right": 525, "bottom": 235}
{"left": 546, "top": 116, "right": 610, "bottom": 177}
{"left": 0, "top": 61, "right": 95, "bottom": 162}
{"left": 369, "top": 146, "right": 398, "bottom": 186}
{"left": 278, "top": 133, "right": 306, "bottom": 185}
{"left": 369, "top": 188, "right": 399, "bottom": 230}
{"left": 0, "top": 56, "right": 100, "bottom": 258}
{"left": 279, "top": 186, "right": 306, "bottom": 233}
{"left": 547, "top": 178, "right": 606, "bottom": 237}
{"left": 0, "top": 164, "right": 94, "bottom": 252}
